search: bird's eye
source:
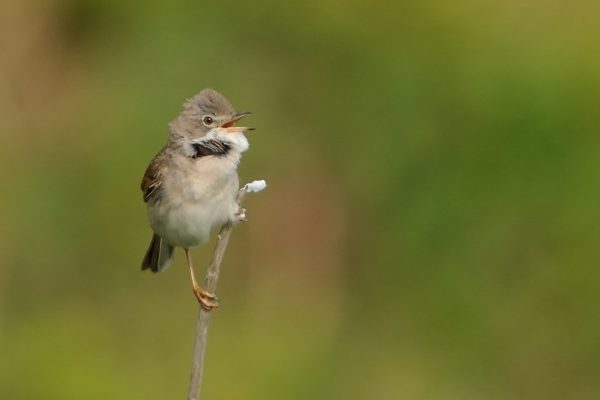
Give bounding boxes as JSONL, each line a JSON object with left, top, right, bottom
{"left": 202, "top": 116, "right": 214, "bottom": 126}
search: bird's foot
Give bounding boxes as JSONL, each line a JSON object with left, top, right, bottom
{"left": 193, "top": 285, "right": 220, "bottom": 311}
{"left": 234, "top": 207, "right": 247, "bottom": 223}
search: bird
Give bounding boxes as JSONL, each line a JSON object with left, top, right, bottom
{"left": 140, "top": 88, "right": 252, "bottom": 311}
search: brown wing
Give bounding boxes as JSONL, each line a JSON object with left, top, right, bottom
{"left": 141, "top": 149, "right": 166, "bottom": 203}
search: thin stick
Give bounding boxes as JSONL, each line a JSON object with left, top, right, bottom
{"left": 187, "top": 181, "right": 264, "bottom": 400}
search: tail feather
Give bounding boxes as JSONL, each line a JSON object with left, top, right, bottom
{"left": 142, "top": 234, "right": 174, "bottom": 272}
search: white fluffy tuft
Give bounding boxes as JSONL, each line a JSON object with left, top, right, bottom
{"left": 245, "top": 180, "right": 267, "bottom": 193}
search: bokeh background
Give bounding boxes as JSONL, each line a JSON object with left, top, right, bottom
{"left": 1, "top": 1, "right": 599, "bottom": 399}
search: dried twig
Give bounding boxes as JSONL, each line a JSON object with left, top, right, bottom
{"left": 187, "top": 180, "right": 266, "bottom": 400}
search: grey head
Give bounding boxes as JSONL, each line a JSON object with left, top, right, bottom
{"left": 168, "top": 88, "right": 252, "bottom": 143}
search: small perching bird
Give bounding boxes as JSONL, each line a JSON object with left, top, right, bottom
{"left": 140, "top": 88, "right": 253, "bottom": 310}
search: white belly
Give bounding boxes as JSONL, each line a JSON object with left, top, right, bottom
{"left": 147, "top": 158, "right": 239, "bottom": 248}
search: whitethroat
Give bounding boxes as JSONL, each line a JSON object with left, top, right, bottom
{"left": 141, "top": 88, "right": 253, "bottom": 310}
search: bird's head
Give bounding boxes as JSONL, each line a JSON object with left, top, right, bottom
{"left": 169, "top": 88, "right": 252, "bottom": 153}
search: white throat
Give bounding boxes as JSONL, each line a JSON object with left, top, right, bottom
{"left": 206, "top": 128, "right": 249, "bottom": 153}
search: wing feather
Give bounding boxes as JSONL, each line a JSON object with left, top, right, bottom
{"left": 141, "top": 149, "right": 166, "bottom": 203}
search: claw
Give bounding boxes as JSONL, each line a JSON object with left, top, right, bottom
{"left": 234, "top": 207, "right": 247, "bottom": 223}
{"left": 193, "top": 286, "right": 220, "bottom": 311}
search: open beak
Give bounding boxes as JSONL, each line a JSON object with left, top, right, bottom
{"left": 220, "top": 111, "right": 253, "bottom": 132}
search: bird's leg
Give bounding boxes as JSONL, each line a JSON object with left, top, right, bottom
{"left": 185, "top": 248, "right": 219, "bottom": 311}
{"left": 234, "top": 207, "right": 247, "bottom": 223}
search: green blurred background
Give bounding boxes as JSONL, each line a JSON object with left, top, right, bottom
{"left": 1, "top": 1, "right": 599, "bottom": 399}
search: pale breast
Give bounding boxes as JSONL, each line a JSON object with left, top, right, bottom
{"left": 148, "top": 155, "right": 240, "bottom": 248}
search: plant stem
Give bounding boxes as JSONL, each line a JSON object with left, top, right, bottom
{"left": 187, "top": 185, "right": 251, "bottom": 400}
